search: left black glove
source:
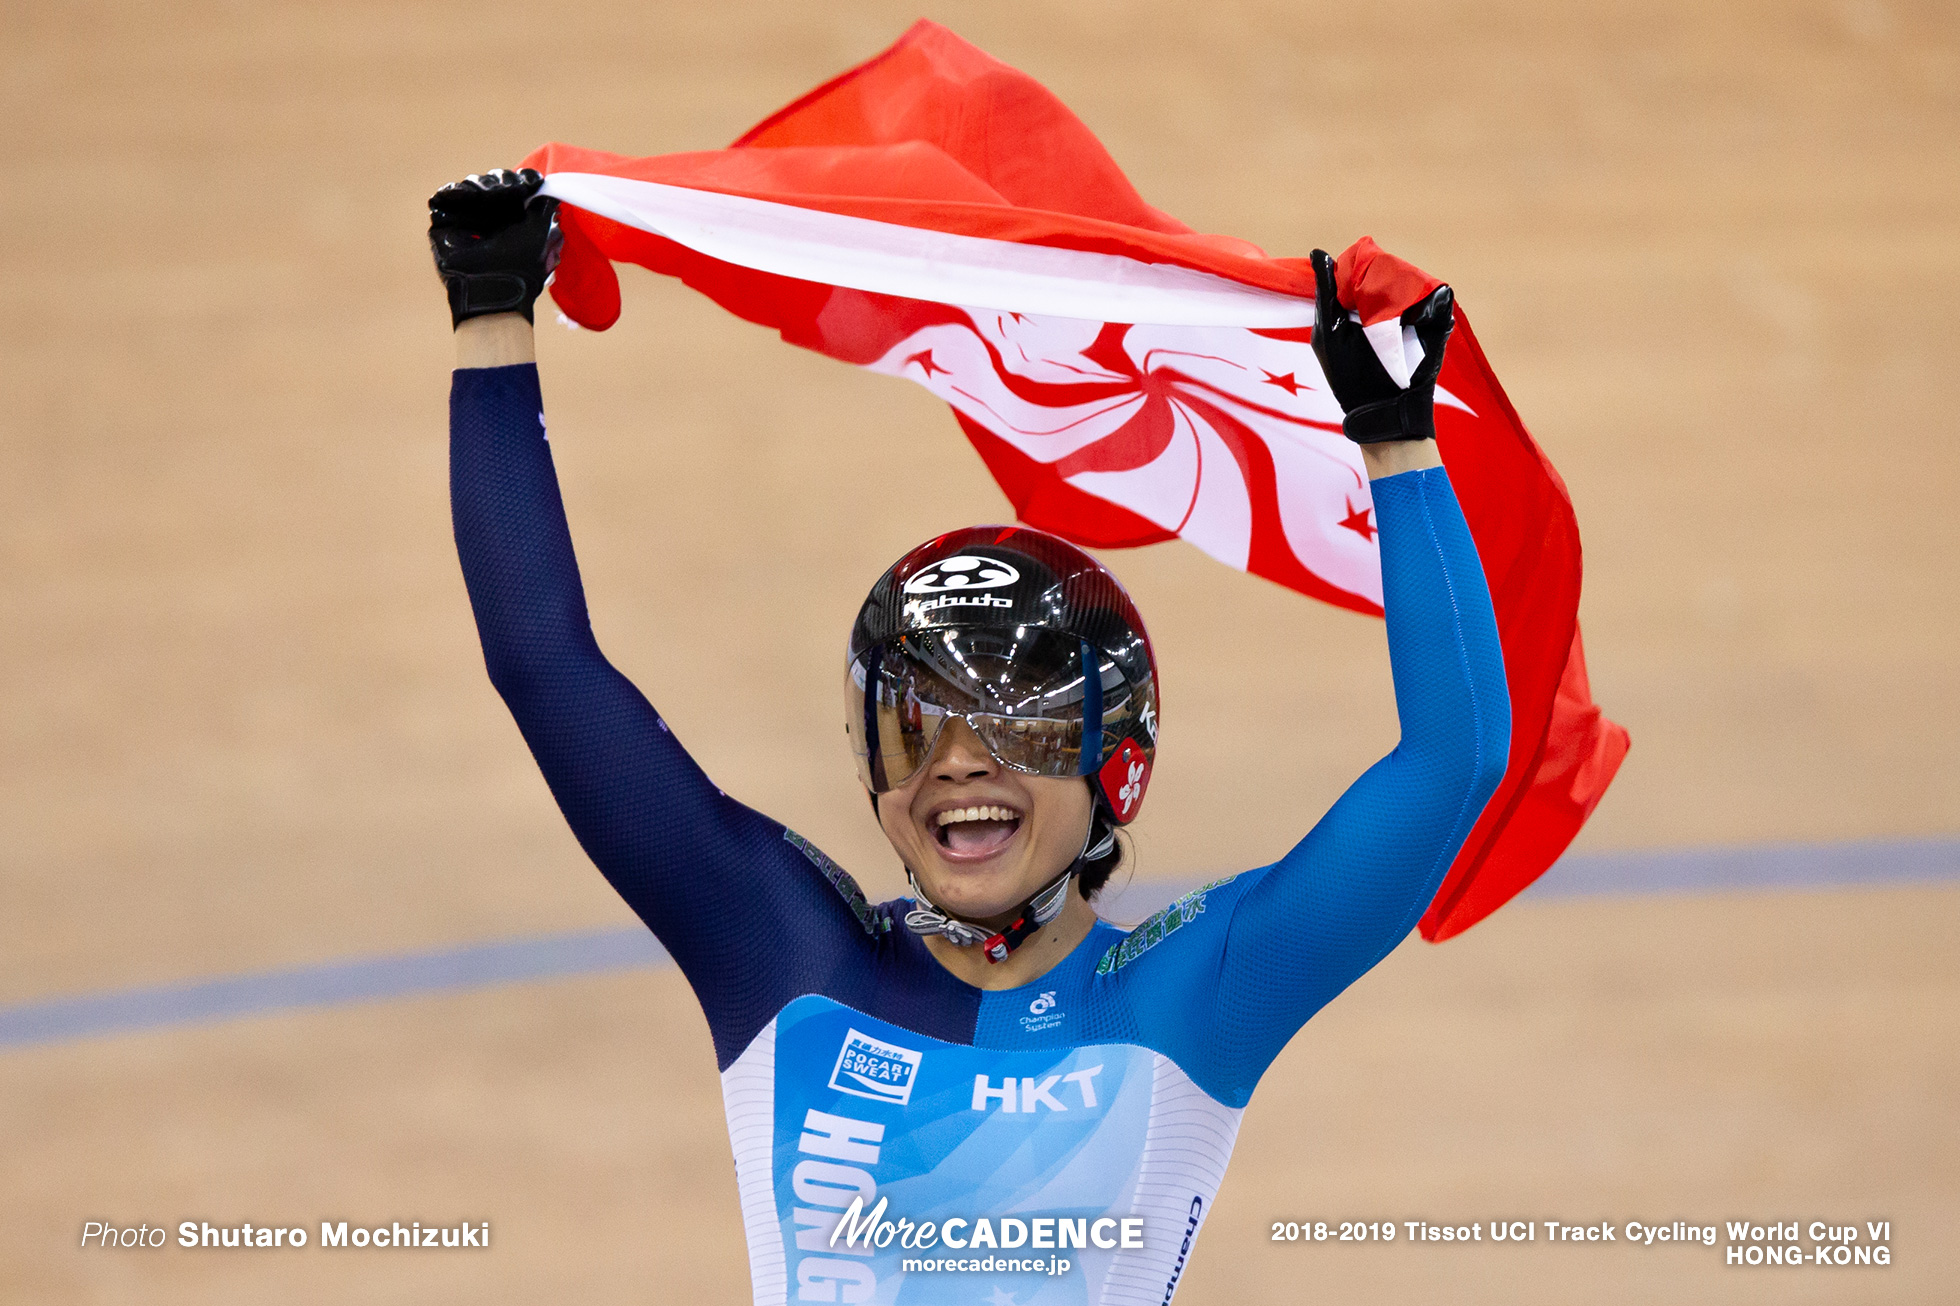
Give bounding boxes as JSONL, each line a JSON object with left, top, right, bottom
{"left": 428, "top": 168, "right": 562, "bottom": 328}
{"left": 1309, "top": 248, "right": 1455, "bottom": 444}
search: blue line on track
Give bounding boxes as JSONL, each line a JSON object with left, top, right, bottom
{"left": 1521, "top": 836, "right": 1960, "bottom": 899}
{"left": 2, "top": 837, "right": 1954, "bottom": 1052}
{"left": 0, "top": 928, "right": 666, "bottom": 1051}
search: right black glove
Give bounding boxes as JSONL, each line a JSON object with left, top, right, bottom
{"left": 428, "top": 168, "right": 562, "bottom": 328}
{"left": 1309, "top": 248, "right": 1455, "bottom": 444}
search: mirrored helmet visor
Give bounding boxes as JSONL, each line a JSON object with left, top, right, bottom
{"left": 845, "top": 627, "right": 1151, "bottom": 794}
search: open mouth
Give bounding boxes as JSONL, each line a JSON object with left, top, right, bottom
{"left": 933, "top": 804, "right": 1024, "bottom": 857}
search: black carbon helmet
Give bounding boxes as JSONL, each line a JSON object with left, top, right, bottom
{"left": 846, "top": 525, "right": 1158, "bottom": 825}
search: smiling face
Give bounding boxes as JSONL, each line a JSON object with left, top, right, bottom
{"left": 877, "top": 717, "right": 1096, "bottom": 926}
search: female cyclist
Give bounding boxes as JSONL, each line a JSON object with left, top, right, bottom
{"left": 433, "top": 168, "right": 1510, "bottom": 1305}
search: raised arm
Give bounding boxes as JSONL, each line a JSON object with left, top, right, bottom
{"left": 433, "top": 171, "right": 880, "bottom": 1064}
{"left": 1115, "top": 250, "right": 1511, "bottom": 1103}
{"left": 1216, "top": 250, "right": 1510, "bottom": 1066}
{"left": 1210, "top": 457, "right": 1508, "bottom": 1053}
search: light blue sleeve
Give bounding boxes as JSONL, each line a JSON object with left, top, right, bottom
{"left": 1116, "top": 466, "right": 1510, "bottom": 1106}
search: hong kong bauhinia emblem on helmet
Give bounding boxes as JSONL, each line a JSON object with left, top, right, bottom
{"left": 1100, "top": 738, "right": 1151, "bottom": 820}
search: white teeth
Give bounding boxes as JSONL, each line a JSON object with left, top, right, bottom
{"left": 935, "top": 805, "right": 1020, "bottom": 826}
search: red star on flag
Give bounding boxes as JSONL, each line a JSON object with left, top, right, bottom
{"left": 1337, "top": 496, "right": 1377, "bottom": 542}
{"left": 526, "top": 16, "right": 1631, "bottom": 942}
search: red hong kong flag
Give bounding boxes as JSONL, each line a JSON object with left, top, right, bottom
{"left": 522, "top": 20, "right": 1629, "bottom": 941}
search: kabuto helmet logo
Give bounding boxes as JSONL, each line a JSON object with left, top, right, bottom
{"left": 902, "top": 555, "right": 1021, "bottom": 595}
{"left": 849, "top": 524, "right": 1161, "bottom": 827}
{"left": 828, "top": 1028, "right": 924, "bottom": 1106}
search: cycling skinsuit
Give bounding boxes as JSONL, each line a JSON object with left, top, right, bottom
{"left": 450, "top": 363, "right": 1511, "bottom": 1305}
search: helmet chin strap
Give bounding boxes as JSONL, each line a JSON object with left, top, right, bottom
{"left": 904, "top": 814, "right": 1118, "bottom": 964}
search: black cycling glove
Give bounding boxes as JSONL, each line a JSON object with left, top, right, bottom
{"left": 1309, "top": 248, "right": 1455, "bottom": 444}
{"left": 429, "top": 168, "right": 562, "bottom": 328}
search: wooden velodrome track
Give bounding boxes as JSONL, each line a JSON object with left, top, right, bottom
{"left": 3, "top": 0, "right": 1955, "bottom": 1301}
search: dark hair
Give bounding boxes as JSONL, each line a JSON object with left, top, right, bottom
{"left": 1076, "top": 808, "right": 1126, "bottom": 900}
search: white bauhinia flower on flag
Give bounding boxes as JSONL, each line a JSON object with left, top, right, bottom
{"left": 523, "top": 20, "right": 1629, "bottom": 941}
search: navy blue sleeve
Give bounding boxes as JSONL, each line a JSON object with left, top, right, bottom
{"left": 1115, "top": 466, "right": 1510, "bottom": 1103}
{"left": 449, "top": 363, "right": 896, "bottom": 1065}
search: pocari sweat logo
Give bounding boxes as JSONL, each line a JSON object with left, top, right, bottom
{"left": 902, "top": 555, "right": 1020, "bottom": 595}
{"left": 829, "top": 1028, "right": 924, "bottom": 1106}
